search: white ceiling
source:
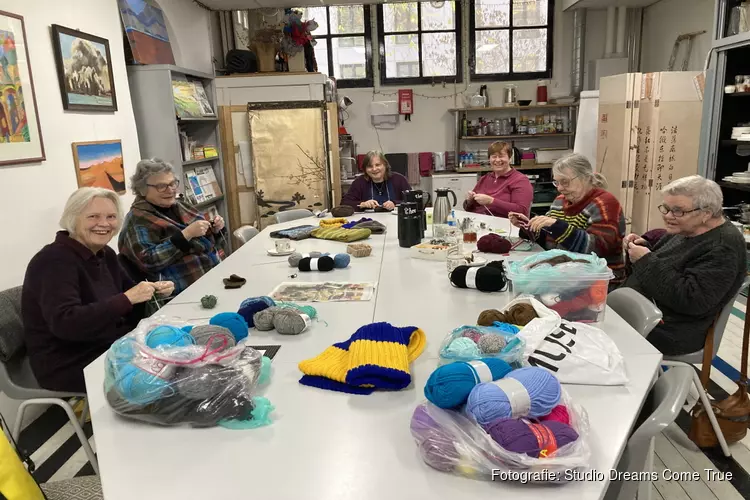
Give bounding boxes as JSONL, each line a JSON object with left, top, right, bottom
{"left": 199, "top": 0, "right": 387, "bottom": 10}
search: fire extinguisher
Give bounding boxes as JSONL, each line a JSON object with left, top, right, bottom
{"left": 398, "top": 89, "right": 413, "bottom": 121}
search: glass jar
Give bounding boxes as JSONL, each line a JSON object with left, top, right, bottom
{"left": 556, "top": 117, "right": 564, "bottom": 133}
{"left": 518, "top": 117, "right": 528, "bottom": 135}
{"left": 736, "top": 75, "right": 746, "bottom": 92}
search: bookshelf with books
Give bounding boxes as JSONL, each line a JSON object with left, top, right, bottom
{"left": 127, "top": 65, "right": 229, "bottom": 249}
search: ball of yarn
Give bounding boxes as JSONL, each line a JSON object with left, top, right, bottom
{"left": 237, "top": 296, "right": 276, "bottom": 328}
{"left": 491, "top": 322, "right": 520, "bottom": 335}
{"left": 288, "top": 251, "right": 323, "bottom": 267}
{"left": 116, "top": 362, "right": 171, "bottom": 405}
{"left": 210, "top": 312, "right": 249, "bottom": 342}
{"left": 484, "top": 260, "right": 506, "bottom": 271}
{"left": 485, "top": 418, "right": 579, "bottom": 458}
{"left": 450, "top": 265, "right": 507, "bottom": 292}
{"left": 478, "top": 334, "right": 506, "bottom": 354}
{"left": 273, "top": 309, "right": 310, "bottom": 335}
{"left": 145, "top": 325, "right": 195, "bottom": 349}
{"left": 477, "top": 309, "right": 507, "bottom": 326}
{"left": 258, "top": 356, "right": 272, "bottom": 385}
{"left": 298, "top": 256, "right": 335, "bottom": 272}
{"left": 466, "top": 367, "right": 561, "bottom": 425}
{"left": 460, "top": 327, "right": 483, "bottom": 343}
{"left": 424, "top": 358, "right": 513, "bottom": 409}
{"left": 201, "top": 295, "right": 218, "bottom": 309}
{"left": 477, "top": 234, "right": 512, "bottom": 254}
{"left": 444, "top": 337, "right": 480, "bottom": 358}
{"left": 410, "top": 405, "right": 459, "bottom": 473}
{"left": 331, "top": 205, "right": 354, "bottom": 217}
{"left": 174, "top": 364, "right": 243, "bottom": 400}
{"left": 276, "top": 302, "right": 318, "bottom": 319}
{"left": 540, "top": 405, "right": 571, "bottom": 426}
{"left": 252, "top": 307, "right": 280, "bottom": 331}
{"left": 189, "top": 325, "right": 236, "bottom": 351}
{"left": 506, "top": 303, "right": 538, "bottom": 326}
{"left": 333, "top": 253, "right": 351, "bottom": 268}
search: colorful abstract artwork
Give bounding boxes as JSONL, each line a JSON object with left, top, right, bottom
{"left": 0, "top": 11, "right": 44, "bottom": 165}
{"left": 72, "top": 140, "right": 126, "bottom": 194}
{"left": 118, "top": 0, "right": 175, "bottom": 65}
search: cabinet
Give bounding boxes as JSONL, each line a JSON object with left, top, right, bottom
{"left": 432, "top": 174, "right": 478, "bottom": 208}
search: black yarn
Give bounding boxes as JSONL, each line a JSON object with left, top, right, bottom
{"left": 298, "top": 256, "right": 335, "bottom": 272}
{"left": 226, "top": 49, "right": 258, "bottom": 74}
{"left": 449, "top": 265, "right": 508, "bottom": 292}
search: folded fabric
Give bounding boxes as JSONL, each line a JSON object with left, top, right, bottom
{"left": 269, "top": 225, "right": 316, "bottom": 240}
{"left": 319, "top": 218, "right": 348, "bottom": 228}
{"left": 299, "top": 322, "right": 426, "bottom": 394}
{"left": 342, "top": 218, "right": 387, "bottom": 234}
{"left": 311, "top": 226, "right": 371, "bottom": 242}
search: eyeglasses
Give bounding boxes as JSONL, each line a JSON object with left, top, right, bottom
{"left": 147, "top": 180, "right": 180, "bottom": 192}
{"left": 657, "top": 204, "right": 701, "bottom": 217}
{"left": 552, "top": 175, "right": 580, "bottom": 188}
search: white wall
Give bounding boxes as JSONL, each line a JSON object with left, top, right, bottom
{"left": 159, "top": 0, "right": 215, "bottom": 74}
{"left": 640, "top": 0, "right": 714, "bottom": 73}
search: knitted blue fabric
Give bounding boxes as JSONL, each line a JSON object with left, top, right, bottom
{"left": 269, "top": 225, "right": 316, "bottom": 240}
{"left": 342, "top": 218, "right": 373, "bottom": 229}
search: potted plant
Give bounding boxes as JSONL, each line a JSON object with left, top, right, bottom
{"left": 282, "top": 10, "right": 317, "bottom": 72}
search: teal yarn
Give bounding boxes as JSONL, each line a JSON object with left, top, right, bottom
{"left": 492, "top": 322, "right": 521, "bottom": 334}
{"left": 333, "top": 253, "right": 350, "bottom": 268}
{"left": 116, "top": 362, "right": 171, "bottom": 405}
{"left": 465, "top": 367, "right": 562, "bottom": 426}
{"left": 276, "top": 302, "right": 317, "bottom": 319}
{"left": 444, "top": 337, "right": 480, "bottom": 358}
{"left": 218, "top": 396, "right": 274, "bottom": 429}
{"left": 210, "top": 312, "right": 249, "bottom": 342}
{"left": 258, "top": 356, "right": 272, "bottom": 385}
{"left": 145, "top": 325, "right": 195, "bottom": 349}
{"left": 238, "top": 296, "right": 276, "bottom": 328}
{"left": 424, "top": 358, "right": 512, "bottom": 409}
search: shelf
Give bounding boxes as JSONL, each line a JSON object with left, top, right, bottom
{"left": 517, "top": 163, "right": 554, "bottom": 170}
{"left": 450, "top": 103, "right": 577, "bottom": 112}
{"left": 726, "top": 92, "right": 750, "bottom": 97}
{"left": 177, "top": 116, "right": 219, "bottom": 123}
{"left": 182, "top": 157, "right": 219, "bottom": 166}
{"left": 194, "top": 194, "right": 225, "bottom": 209}
{"left": 461, "top": 133, "right": 572, "bottom": 140}
{"left": 717, "top": 181, "right": 750, "bottom": 193}
{"left": 722, "top": 140, "right": 750, "bottom": 146}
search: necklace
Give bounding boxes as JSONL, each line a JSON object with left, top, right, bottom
{"left": 373, "top": 181, "right": 386, "bottom": 196}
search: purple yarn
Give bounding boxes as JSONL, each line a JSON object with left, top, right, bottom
{"left": 484, "top": 418, "right": 579, "bottom": 458}
{"left": 410, "top": 405, "right": 459, "bottom": 473}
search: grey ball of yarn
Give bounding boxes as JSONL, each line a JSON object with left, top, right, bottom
{"left": 288, "top": 251, "right": 323, "bottom": 267}
{"left": 190, "top": 325, "right": 236, "bottom": 351}
{"left": 253, "top": 306, "right": 281, "bottom": 331}
{"left": 174, "top": 364, "right": 243, "bottom": 400}
{"left": 273, "top": 308, "right": 309, "bottom": 335}
{"left": 478, "top": 334, "right": 506, "bottom": 354}
{"left": 236, "top": 346, "right": 262, "bottom": 387}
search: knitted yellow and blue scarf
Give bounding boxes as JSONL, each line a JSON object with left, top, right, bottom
{"left": 298, "top": 322, "right": 426, "bottom": 394}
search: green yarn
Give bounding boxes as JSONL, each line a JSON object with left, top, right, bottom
{"left": 275, "top": 302, "right": 317, "bottom": 319}
{"left": 445, "top": 337, "right": 481, "bottom": 358}
{"left": 201, "top": 295, "right": 218, "bottom": 309}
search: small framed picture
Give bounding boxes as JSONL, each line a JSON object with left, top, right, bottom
{"left": 72, "top": 140, "right": 125, "bottom": 194}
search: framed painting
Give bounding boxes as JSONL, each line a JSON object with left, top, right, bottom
{"left": 0, "top": 11, "right": 45, "bottom": 166}
{"left": 72, "top": 140, "right": 126, "bottom": 194}
{"left": 51, "top": 25, "right": 117, "bottom": 112}
{"left": 118, "top": 0, "right": 175, "bottom": 65}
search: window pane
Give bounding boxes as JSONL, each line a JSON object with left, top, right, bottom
{"left": 513, "top": 28, "right": 547, "bottom": 72}
{"left": 383, "top": 3, "right": 418, "bottom": 33}
{"left": 513, "top": 0, "right": 548, "bottom": 26}
{"left": 475, "top": 0, "right": 510, "bottom": 28}
{"left": 421, "top": 1, "right": 455, "bottom": 31}
{"left": 297, "top": 7, "right": 328, "bottom": 36}
{"left": 422, "top": 32, "right": 456, "bottom": 77}
{"left": 330, "top": 5, "right": 365, "bottom": 35}
{"left": 385, "top": 34, "right": 419, "bottom": 78}
{"left": 332, "top": 37, "right": 367, "bottom": 79}
{"left": 312, "top": 40, "right": 330, "bottom": 76}
{"left": 475, "top": 29, "right": 509, "bottom": 74}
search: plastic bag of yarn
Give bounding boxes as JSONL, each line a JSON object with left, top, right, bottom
{"left": 410, "top": 394, "right": 590, "bottom": 482}
{"left": 506, "top": 249, "right": 613, "bottom": 297}
{"left": 437, "top": 325, "right": 525, "bottom": 368}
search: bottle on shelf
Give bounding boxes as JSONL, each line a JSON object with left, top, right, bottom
{"left": 461, "top": 113, "right": 468, "bottom": 137}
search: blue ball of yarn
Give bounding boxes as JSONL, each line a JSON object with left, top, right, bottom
{"left": 444, "top": 337, "right": 481, "bottom": 358}
{"left": 145, "top": 325, "right": 195, "bottom": 349}
{"left": 333, "top": 253, "right": 351, "bottom": 268}
{"left": 237, "top": 296, "right": 276, "bottom": 328}
{"left": 210, "top": 312, "right": 249, "bottom": 342}
{"left": 182, "top": 325, "right": 194, "bottom": 333}
{"left": 491, "top": 322, "right": 521, "bottom": 334}
{"left": 116, "top": 362, "right": 171, "bottom": 405}
{"left": 240, "top": 296, "right": 275, "bottom": 309}
{"left": 424, "top": 358, "right": 512, "bottom": 409}
{"left": 466, "top": 367, "right": 561, "bottom": 425}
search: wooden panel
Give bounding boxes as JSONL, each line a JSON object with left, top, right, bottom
{"left": 597, "top": 74, "right": 631, "bottom": 209}
{"left": 219, "top": 105, "right": 242, "bottom": 249}
{"left": 632, "top": 73, "right": 659, "bottom": 235}
{"left": 624, "top": 73, "right": 642, "bottom": 231}
{"left": 327, "top": 102, "right": 342, "bottom": 206}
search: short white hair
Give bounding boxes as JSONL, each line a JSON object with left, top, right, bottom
{"left": 59, "top": 187, "right": 123, "bottom": 236}
{"left": 130, "top": 158, "right": 174, "bottom": 196}
{"left": 662, "top": 175, "right": 723, "bottom": 217}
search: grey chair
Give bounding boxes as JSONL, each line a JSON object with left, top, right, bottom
{"left": 233, "top": 225, "right": 259, "bottom": 246}
{"left": 0, "top": 286, "right": 99, "bottom": 474}
{"left": 604, "top": 365, "right": 693, "bottom": 500}
{"left": 607, "top": 287, "right": 663, "bottom": 338}
{"left": 275, "top": 209, "right": 313, "bottom": 224}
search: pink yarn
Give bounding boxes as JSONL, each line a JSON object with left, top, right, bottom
{"left": 461, "top": 328, "right": 483, "bottom": 343}
{"left": 539, "top": 405, "right": 571, "bottom": 426}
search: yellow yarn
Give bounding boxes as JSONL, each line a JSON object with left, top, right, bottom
{"left": 311, "top": 226, "right": 371, "bottom": 242}
{"left": 319, "top": 218, "right": 348, "bottom": 228}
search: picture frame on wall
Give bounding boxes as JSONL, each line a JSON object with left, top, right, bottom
{"left": 0, "top": 10, "right": 45, "bottom": 166}
{"left": 72, "top": 140, "right": 126, "bottom": 194}
{"left": 51, "top": 24, "right": 118, "bottom": 112}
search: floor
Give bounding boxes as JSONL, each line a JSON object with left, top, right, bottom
{"left": 15, "top": 314, "right": 750, "bottom": 499}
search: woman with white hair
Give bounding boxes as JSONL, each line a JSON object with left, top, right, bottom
{"left": 508, "top": 153, "right": 626, "bottom": 286}
{"left": 22, "top": 187, "right": 174, "bottom": 392}
{"left": 624, "top": 175, "right": 747, "bottom": 355}
{"left": 119, "top": 159, "right": 224, "bottom": 295}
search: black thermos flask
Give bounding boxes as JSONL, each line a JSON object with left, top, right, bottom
{"left": 398, "top": 202, "right": 422, "bottom": 248}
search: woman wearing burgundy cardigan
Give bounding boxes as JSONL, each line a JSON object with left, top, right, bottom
{"left": 340, "top": 151, "right": 411, "bottom": 211}
{"left": 22, "top": 188, "right": 175, "bottom": 392}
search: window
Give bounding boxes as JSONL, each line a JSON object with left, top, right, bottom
{"left": 296, "top": 5, "right": 373, "bottom": 88}
{"left": 377, "top": 2, "right": 462, "bottom": 85}
{"left": 470, "top": 0, "right": 553, "bottom": 81}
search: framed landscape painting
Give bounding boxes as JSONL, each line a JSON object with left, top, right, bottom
{"left": 51, "top": 25, "right": 117, "bottom": 112}
{"left": 72, "top": 140, "right": 126, "bottom": 194}
{"left": 0, "top": 10, "right": 45, "bottom": 166}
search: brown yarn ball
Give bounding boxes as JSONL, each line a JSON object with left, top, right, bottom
{"left": 505, "top": 303, "right": 537, "bottom": 326}
{"left": 477, "top": 309, "right": 507, "bottom": 326}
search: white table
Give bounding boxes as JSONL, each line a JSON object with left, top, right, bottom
{"left": 84, "top": 211, "right": 662, "bottom": 500}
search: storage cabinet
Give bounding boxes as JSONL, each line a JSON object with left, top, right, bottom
{"left": 431, "top": 174, "right": 479, "bottom": 209}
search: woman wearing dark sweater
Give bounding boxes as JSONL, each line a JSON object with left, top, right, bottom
{"left": 624, "top": 175, "right": 747, "bottom": 356}
{"left": 340, "top": 151, "right": 411, "bottom": 211}
{"left": 22, "top": 188, "right": 174, "bottom": 392}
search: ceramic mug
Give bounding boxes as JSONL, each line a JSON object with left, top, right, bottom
{"left": 275, "top": 240, "right": 291, "bottom": 252}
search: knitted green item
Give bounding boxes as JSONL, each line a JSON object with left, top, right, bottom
{"left": 201, "top": 295, "right": 218, "bottom": 309}
{"left": 311, "top": 226, "right": 371, "bottom": 242}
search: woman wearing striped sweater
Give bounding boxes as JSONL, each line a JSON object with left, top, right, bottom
{"left": 509, "top": 153, "right": 626, "bottom": 287}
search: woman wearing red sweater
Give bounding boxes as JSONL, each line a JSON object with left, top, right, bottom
{"left": 463, "top": 141, "right": 533, "bottom": 217}
{"left": 509, "top": 153, "right": 626, "bottom": 286}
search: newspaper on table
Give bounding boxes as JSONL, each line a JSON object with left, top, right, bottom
{"left": 269, "top": 282, "right": 377, "bottom": 302}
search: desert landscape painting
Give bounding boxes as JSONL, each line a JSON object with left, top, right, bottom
{"left": 72, "top": 140, "right": 125, "bottom": 194}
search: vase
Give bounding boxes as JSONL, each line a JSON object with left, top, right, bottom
{"left": 254, "top": 42, "right": 277, "bottom": 72}
{"left": 287, "top": 51, "right": 306, "bottom": 72}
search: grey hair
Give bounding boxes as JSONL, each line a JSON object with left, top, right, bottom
{"left": 662, "top": 175, "right": 723, "bottom": 217}
{"left": 130, "top": 158, "right": 175, "bottom": 196}
{"left": 59, "top": 187, "right": 123, "bottom": 236}
{"left": 552, "top": 153, "right": 608, "bottom": 189}
{"left": 361, "top": 150, "right": 391, "bottom": 181}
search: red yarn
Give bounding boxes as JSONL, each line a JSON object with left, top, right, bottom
{"left": 539, "top": 405, "right": 571, "bottom": 426}
{"left": 477, "top": 234, "right": 512, "bottom": 254}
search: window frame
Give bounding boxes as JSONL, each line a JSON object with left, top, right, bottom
{"left": 469, "top": 0, "right": 555, "bottom": 82}
{"left": 376, "top": 2, "right": 463, "bottom": 86}
{"left": 309, "top": 5, "right": 374, "bottom": 89}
